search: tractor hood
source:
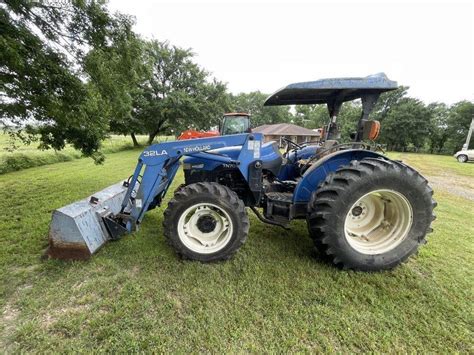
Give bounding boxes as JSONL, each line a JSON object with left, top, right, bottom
{"left": 264, "top": 73, "right": 397, "bottom": 106}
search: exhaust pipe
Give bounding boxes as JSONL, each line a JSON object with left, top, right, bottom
{"left": 46, "top": 182, "right": 128, "bottom": 260}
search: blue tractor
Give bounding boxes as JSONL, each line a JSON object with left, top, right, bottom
{"left": 48, "top": 73, "right": 436, "bottom": 271}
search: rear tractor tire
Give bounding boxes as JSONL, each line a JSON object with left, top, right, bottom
{"left": 163, "top": 182, "right": 249, "bottom": 262}
{"left": 307, "top": 158, "right": 436, "bottom": 271}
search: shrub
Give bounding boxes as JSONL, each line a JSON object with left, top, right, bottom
{"left": 0, "top": 151, "right": 81, "bottom": 174}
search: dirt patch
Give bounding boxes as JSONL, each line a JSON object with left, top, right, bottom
{"left": 1, "top": 303, "right": 20, "bottom": 350}
{"left": 426, "top": 175, "right": 474, "bottom": 201}
{"left": 42, "top": 304, "right": 91, "bottom": 329}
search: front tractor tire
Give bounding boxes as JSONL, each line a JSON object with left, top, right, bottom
{"left": 307, "top": 158, "right": 436, "bottom": 271}
{"left": 163, "top": 182, "right": 249, "bottom": 262}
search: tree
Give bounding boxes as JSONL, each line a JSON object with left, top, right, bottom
{"left": 294, "top": 101, "right": 363, "bottom": 140}
{"left": 372, "top": 86, "right": 410, "bottom": 121}
{"left": 378, "top": 98, "right": 431, "bottom": 151}
{"left": 444, "top": 101, "right": 474, "bottom": 153}
{"left": 426, "top": 103, "right": 450, "bottom": 153}
{"left": 133, "top": 40, "right": 229, "bottom": 144}
{"left": 337, "top": 101, "right": 364, "bottom": 141}
{"left": 229, "top": 92, "right": 291, "bottom": 127}
{"left": 372, "top": 87, "right": 438, "bottom": 152}
{"left": 83, "top": 15, "right": 148, "bottom": 147}
{"left": 1, "top": 0, "right": 139, "bottom": 159}
{"left": 293, "top": 105, "right": 327, "bottom": 129}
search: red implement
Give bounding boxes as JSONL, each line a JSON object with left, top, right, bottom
{"left": 177, "top": 129, "right": 219, "bottom": 140}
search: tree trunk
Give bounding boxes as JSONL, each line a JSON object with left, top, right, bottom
{"left": 131, "top": 133, "right": 139, "bottom": 147}
{"left": 148, "top": 122, "right": 165, "bottom": 145}
{"left": 148, "top": 130, "right": 160, "bottom": 145}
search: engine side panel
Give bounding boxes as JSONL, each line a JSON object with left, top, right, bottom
{"left": 183, "top": 141, "right": 282, "bottom": 175}
{"left": 183, "top": 165, "right": 253, "bottom": 204}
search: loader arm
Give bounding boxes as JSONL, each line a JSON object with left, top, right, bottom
{"left": 48, "top": 133, "right": 264, "bottom": 259}
{"left": 107, "top": 133, "right": 264, "bottom": 239}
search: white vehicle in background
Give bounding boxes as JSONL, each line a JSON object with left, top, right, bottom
{"left": 456, "top": 119, "right": 474, "bottom": 163}
{"left": 454, "top": 149, "right": 474, "bottom": 163}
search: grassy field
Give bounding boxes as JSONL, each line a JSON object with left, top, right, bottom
{"left": 0, "top": 133, "right": 173, "bottom": 174}
{"left": 0, "top": 151, "right": 473, "bottom": 352}
{"left": 388, "top": 151, "right": 474, "bottom": 178}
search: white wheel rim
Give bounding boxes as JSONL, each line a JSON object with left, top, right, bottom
{"left": 177, "top": 203, "right": 233, "bottom": 254}
{"left": 344, "top": 189, "right": 413, "bottom": 255}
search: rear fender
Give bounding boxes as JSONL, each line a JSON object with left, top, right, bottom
{"left": 293, "top": 149, "right": 386, "bottom": 203}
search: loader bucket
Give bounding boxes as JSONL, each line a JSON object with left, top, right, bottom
{"left": 46, "top": 182, "right": 128, "bottom": 260}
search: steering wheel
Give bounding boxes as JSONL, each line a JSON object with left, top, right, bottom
{"left": 282, "top": 137, "right": 302, "bottom": 150}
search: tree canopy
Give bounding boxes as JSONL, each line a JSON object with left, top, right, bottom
{"left": 131, "top": 40, "right": 229, "bottom": 144}
{"left": 229, "top": 91, "right": 292, "bottom": 127}
{"left": 1, "top": 0, "right": 126, "bottom": 161}
{"left": 1, "top": 1, "right": 472, "bottom": 158}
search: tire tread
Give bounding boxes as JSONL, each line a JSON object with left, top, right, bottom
{"left": 307, "top": 158, "right": 436, "bottom": 271}
{"left": 163, "top": 182, "right": 248, "bottom": 262}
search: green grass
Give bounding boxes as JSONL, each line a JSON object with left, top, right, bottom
{"left": 387, "top": 151, "right": 474, "bottom": 178}
{"left": 0, "top": 151, "right": 472, "bottom": 352}
{"left": 0, "top": 133, "right": 174, "bottom": 174}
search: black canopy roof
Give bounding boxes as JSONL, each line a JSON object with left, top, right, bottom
{"left": 264, "top": 73, "right": 398, "bottom": 106}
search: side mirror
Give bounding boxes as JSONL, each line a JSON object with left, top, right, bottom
{"left": 362, "top": 120, "right": 381, "bottom": 141}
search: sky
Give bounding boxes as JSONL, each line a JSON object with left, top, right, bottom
{"left": 108, "top": 0, "right": 473, "bottom": 104}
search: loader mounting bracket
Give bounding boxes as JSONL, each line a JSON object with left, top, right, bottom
{"left": 103, "top": 215, "right": 128, "bottom": 240}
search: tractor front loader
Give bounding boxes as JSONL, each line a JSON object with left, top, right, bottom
{"left": 47, "top": 73, "right": 436, "bottom": 271}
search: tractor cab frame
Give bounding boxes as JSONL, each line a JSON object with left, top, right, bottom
{"left": 264, "top": 73, "right": 397, "bottom": 142}
{"left": 219, "top": 112, "right": 251, "bottom": 136}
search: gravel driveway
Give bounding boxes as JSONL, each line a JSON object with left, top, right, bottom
{"left": 425, "top": 174, "right": 474, "bottom": 201}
